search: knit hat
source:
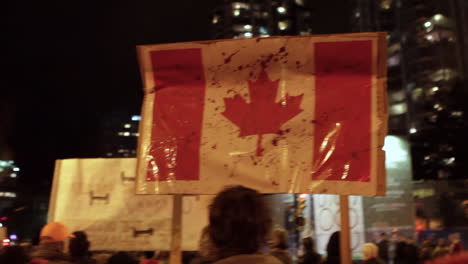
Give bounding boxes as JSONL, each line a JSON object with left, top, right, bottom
{"left": 40, "top": 222, "right": 73, "bottom": 242}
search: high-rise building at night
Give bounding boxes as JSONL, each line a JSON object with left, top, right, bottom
{"left": 211, "top": 0, "right": 313, "bottom": 39}
{"left": 99, "top": 115, "right": 140, "bottom": 158}
{"left": 0, "top": 161, "right": 19, "bottom": 218}
{"left": 351, "top": 0, "right": 468, "bottom": 180}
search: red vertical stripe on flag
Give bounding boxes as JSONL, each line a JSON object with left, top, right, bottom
{"left": 147, "top": 48, "right": 205, "bottom": 181}
{"left": 313, "top": 41, "right": 372, "bottom": 181}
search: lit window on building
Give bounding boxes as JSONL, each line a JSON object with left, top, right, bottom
{"left": 390, "top": 102, "right": 407, "bottom": 115}
{"left": 387, "top": 54, "right": 401, "bottom": 66}
{"left": 131, "top": 115, "right": 141, "bottom": 121}
{"left": 232, "top": 2, "right": 250, "bottom": 10}
{"left": 244, "top": 32, "right": 253, "bottom": 38}
{"left": 118, "top": 131, "right": 131, "bottom": 136}
{"left": 244, "top": 24, "right": 252, "bottom": 30}
{"left": 124, "top": 124, "right": 131, "bottom": 129}
{"left": 10, "top": 173, "right": 17, "bottom": 178}
{"left": 428, "top": 114, "right": 437, "bottom": 123}
{"left": 424, "top": 21, "right": 432, "bottom": 28}
{"left": 106, "top": 153, "right": 113, "bottom": 157}
{"left": 259, "top": 26, "right": 268, "bottom": 35}
{"left": 433, "top": 104, "right": 443, "bottom": 111}
{"left": 431, "top": 86, "right": 439, "bottom": 92}
{"left": 430, "top": 68, "right": 458, "bottom": 82}
{"left": 277, "top": 6, "right": 287, "bottom": 14}
{"left": 412, "top": 88, "right": 424, "bottom": 101}
{"left": 410, "top": 127, "right": 417, "bottom": 134}
{"left": 433, "top": 14, "right": 444, "bottom": 22}
{"left": 13, "top": 167, "right": 19, "bottom": 172}
{"left": 443, "top": 157, "right": 455, "bottom": 166}
{"left": 390, "top": 90, "right": 406, "bottom": 101}
{"left": 0, "top": 192, "right": 16, "bottom": 198}
{"left": 380, "top": 0, "right": 392, "bottom": 10}
{"left": 212, "top": 15, "right": 219, "bottom": 24}
{"left": 278, "top": 21, "right": 289, "bottom": 30}
{"left": 355, "top": 11, "right": 360, "bottom": 18}
{"left": 233, "top": 24, "right": 247, "bottom": 32}
{"left": 233, "top": 9, "right": 240, "bottom": 16}
{"left": 450, "top": 111, "right": 463, "bottom": 117}
{"left": 425, "top": 34, "right": 434, "bottom": 41}
{"left": 388, "top": 43, "right": 401, "bottom": 54}
{"left": 132, "top": 133, "right": 139, "bottom": 137}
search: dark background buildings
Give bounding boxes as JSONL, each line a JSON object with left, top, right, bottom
{"left": 351, "top": 0, "right": 468, "bottom": 180}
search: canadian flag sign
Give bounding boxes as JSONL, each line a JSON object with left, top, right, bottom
{"left": 136, "top": 33, "right": 387, "bottom": 196}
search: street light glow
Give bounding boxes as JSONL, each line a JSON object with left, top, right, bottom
{"left": 277, "top": 6, "right": 287, "bottom": 14}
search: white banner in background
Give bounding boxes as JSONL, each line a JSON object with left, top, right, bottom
{"left": 313, "top": 194, "right": 365, "bottom": 258}
{"left": 48, "top": 158, "right": 211, "bottom": 251}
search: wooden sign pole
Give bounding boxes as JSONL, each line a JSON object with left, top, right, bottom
{"left": 339, "top": 195, "right": 352, "bottom": 264}
{"left": 170, "top": 194, "right": 183, "bottom": 264}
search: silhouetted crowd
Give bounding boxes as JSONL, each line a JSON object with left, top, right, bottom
{"left": 362, "top": 232, "right": 465, "bottom": 264}
{"left": 0, "top": 186, "right": 466, "bottom": 264}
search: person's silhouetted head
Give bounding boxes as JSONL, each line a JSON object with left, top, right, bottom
{"left": 379, "top": 233, "right": 387, "bottom": 240}
{"left": 144, "top": 251, "right": 155, "bottom": 259}
{"left": 271, "top": 228, "right": 289, "bottom": 250}
{"left": 208, "top": 185, "right": 272, "bottom": 259}
{"left": 0, "top": 246, "right": 29, "bottom": 264}
{"left": 69, "top": 231, "right": 91, "bottom": 258}
{"left": 362, "top": 243, "right": 378, "bottom": 260}
{"left": 326, "top": 231, "right": 340, "bottom": 257}
{"left": 302, "top": 237, "right": 317, "bottom": 254}
{"left": 107, "top": 252, "right": 137, "bottom": 264}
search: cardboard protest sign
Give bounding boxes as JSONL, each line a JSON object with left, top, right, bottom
{"left": 136, "top": 33, "right": 387, "bottom": 196}
{"left": 48, "top": 158, "right": 211, "bottom": 251}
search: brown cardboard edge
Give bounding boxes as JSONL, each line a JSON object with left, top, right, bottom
{"left": 376, "top": 32, "right": 389, "bottom": 196}
{"left": 135, "top": 46, "right": 154, "bottom": 194}
{"left": 137, "top": 32, "right": 386, "bottom": 49}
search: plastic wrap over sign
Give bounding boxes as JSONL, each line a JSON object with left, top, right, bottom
{"left": 48, "top": 158, "right": 211, "bottom": 251}
{"left": 136, "top": 33, "right": 387, "bottom": 195}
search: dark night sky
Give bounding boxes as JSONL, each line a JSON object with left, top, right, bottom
{"left": 4, "top": 1, "right": 350, "bottom": 195}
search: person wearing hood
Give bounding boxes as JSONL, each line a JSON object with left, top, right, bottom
{"left": 69, "top": 231, "right": 96, "bottom": 264}
{"left": 299, "top": 237, "right": 321, "bottom": 264}
{"left": 29, "top": 222, "right": 73, "bottom": 264}
{"left": 323, "top": 231, "right": 340, "bottom": 264}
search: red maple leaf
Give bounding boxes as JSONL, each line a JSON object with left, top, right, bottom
{"left": 222, "top": 68, "right": 304, "bottom": 156}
